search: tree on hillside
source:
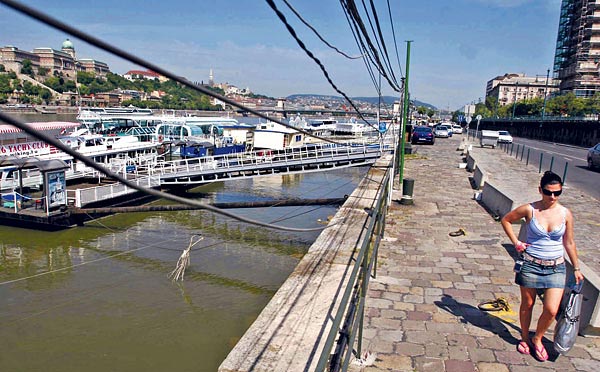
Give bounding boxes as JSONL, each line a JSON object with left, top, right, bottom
{"left": 77, "top": 71, "right": 95, "bottom": 85}
{"left": 0, "top": 74, "right": 13, "bottom": 94}
{"left": 21, "top": 59, "right": 34, "bottom": 76}
{"left": 22, "top": 81, "right": 37, "bottom": 95}
{"left": 40, "top": 88, "right": 52, "bottom": 104}
{"left": 0, "top": 64, "right": 5, "bottom": 72}
{"left": 38, "top": 67, "right": 49, "bottom": 77}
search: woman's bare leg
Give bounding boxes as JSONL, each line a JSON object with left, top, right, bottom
{"left": 519, "top": 286, "right": 537, "bottom": 342}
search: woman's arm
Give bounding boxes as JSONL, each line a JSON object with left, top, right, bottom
{"left": 563, "top": 208, "right": 584, "bottom": 284}
{"left": 501, "top": 204, "right": 530, "bottom": 249}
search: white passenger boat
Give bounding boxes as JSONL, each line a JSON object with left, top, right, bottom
{"left": 0, "top": 121, "right": 159, "bottom": 193}
{"left": 154, "top": 116, "right": 253, "bottom": 158}
{"left": 249, "top": 121, "right": 306, "bottom": 150}
{"left": 76, "top": 106, "right": 154, "bottom": 126}
{"left": 334, "top": 117, "right": 378, "bottom": 136}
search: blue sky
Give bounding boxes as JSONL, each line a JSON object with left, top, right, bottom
{"left": 0, "top": 0, "right": 561, "bottom": 109}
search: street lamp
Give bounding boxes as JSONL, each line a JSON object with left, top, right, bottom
{"left": 511, "top": 82, "right": 519, "bottom": 120}
{"left": 541, "top": 68, "right": 550, "bottom": 120}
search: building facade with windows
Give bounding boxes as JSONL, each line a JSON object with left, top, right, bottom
{"left": 553, "top": 0, "right": 600, "bottom": 97}
{"left": 485, "top": 73, "right": 559, "bottom": 106}
{"left": 0, "top": 39, "right": 109, "bottom": 78}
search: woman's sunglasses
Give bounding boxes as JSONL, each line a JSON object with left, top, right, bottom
{"left": 542, "top": 188, "right": 562, "bottom": 197}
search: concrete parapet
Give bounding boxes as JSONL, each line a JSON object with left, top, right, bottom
{"left": 466, "top": 153, "right": 476, "bottom": 172}
{"left": 480, "top": 181, "right": 514, "bottom": 218}
{"left": 472, "top": 165, "right": 488, "bottom": 190}
{"left": 218, "top": 155, "right": 392, "bottom": 372}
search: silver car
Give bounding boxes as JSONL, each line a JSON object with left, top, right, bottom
{"left": 434, "top": 126, "right": 449, "bottom": 138}
{"left": 588, "top": 143, "right": 600, "bottom": 170}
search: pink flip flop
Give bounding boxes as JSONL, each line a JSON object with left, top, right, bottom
{"left": 517, "top": 341, "right": 530, "bottom": 355}
{"left": 533, "top": 343, "right": 548, "bottom": 362}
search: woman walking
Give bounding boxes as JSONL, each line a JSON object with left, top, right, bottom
{"left": 501, "top": 171, "right": 584, "bottom": 361}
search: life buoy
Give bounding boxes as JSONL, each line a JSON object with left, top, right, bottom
{"left": 158, "top": 135, "right": 164, "bottom": 142}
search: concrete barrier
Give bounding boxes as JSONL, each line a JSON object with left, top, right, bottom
{"left": 480, "top": 181, "right": 514, "bottom": 218}
{"left": 473, "top": 165, "right": 488, "bottom": 190}
{"left": 466, "top": 153, "right": 476, "bottom": 172}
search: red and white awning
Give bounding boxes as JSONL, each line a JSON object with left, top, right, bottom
{"left": 0, "top": 121, "right": 80, "bottom": 134}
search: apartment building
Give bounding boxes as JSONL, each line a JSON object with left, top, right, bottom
{"left": 485, "top": 73, "right": 559, "bottom": 106}
{"left": 554, "top": 0, "right": 600, "bottom": 97}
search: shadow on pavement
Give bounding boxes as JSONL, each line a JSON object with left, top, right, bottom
{"left": 435, "top": 294, "right": 519, "bottom": 344}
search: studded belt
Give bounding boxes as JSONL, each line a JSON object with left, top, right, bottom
{"left": 522, "top": 252, "right": 565, "bottom": 266}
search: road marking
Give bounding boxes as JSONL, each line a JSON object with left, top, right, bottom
{"left": 515, "top": 142, "right": 587, "bottom": 162}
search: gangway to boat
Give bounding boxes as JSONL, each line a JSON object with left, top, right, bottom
{"left": 147, "top": 142, "right": 386, "bottom": 185}
{"left": 64, "top": 142, "right": 388, "bottom": 208}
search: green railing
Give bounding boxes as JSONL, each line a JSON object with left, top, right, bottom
{"left": 315, "top": 167, "right": 390, "bottom": 372}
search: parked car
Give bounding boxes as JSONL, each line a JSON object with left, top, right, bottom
{"left": 411, "top": 126, "right": 435, "bottom": 145}
{"left": 498, "top": 130, "right": 513, "bottom": 144}
{"left": 588, "top": 143, "right": 600, "bottom": 169}
{"left": 452, "top": 125, "right": 463, "bottom": 134}
{"left": 434, "top": 126, "right": 449, "bottom": 138}
{"left": 440, "top": 124, "right": 453, "bottom": 137}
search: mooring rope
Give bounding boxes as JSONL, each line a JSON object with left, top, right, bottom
{"left": 168, "top": 235, "right": 204, "bottom": 282}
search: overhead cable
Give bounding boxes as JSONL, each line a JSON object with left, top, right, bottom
{"left": 364, "top": 0, "right": 400, "bottom": 87}
{"left": 343, "top": 0, "right": 400, "bottom": 90}
{"left": 340, "top": 0, "right": 401, "bottom": 92}
{"left": 0, "top": 0, "right": 344, "bottom": 147}
{"left": 339, "top": 2, "right": 381, "bottom": 93}
{"left": 281, "top": 0, "right": 363, "bottom": 60}
{"left": 386, "top": 0, "right": 404, "bottom": 79}
{"left": 265, "top": 0, "right": 378, "bottom": 131}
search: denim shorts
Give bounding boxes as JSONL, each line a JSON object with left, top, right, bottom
{"left": 515, "top": 260, "right": 566, "bottom": 289}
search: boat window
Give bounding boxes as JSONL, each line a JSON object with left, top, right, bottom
{"left": 190, "top": 126, "right": 204, "bottom": 136}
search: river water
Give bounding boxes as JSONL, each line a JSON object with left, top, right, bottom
{"left": 0, "top": 113, "right": 368, "bottom": 371}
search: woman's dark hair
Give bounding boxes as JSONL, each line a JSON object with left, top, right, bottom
{"left": 540, "top": 171, "right": 563, "bottom": 188}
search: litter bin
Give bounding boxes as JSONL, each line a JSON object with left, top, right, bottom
{"left": 400, "top": 178, "right": 415, "bottom": 205}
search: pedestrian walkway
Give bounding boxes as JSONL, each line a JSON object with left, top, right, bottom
{"left": 356, "top": 136, "right": 600, "bottom": 371}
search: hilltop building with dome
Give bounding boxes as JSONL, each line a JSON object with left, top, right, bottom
{"left": 0, "top": 39, "right": 110, "bottom": 78}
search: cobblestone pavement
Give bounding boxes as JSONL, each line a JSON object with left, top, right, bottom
{"left": 355, "top": 135, "right": 600, "bottom": 371}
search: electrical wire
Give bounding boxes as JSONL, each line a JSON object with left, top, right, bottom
{"left": 339, "top": 1, "right": 381, "bottom": 93}
{"left": 340, "top": 0, "right": 401, "bottom": 92}
{"left": 364, "top": 0, "right": 400, "bottom": 88}
{"left": 0, "top": 0, "right": 344, "bottom": 147}
{"left": 0, "top": 0, "right": 384, "bottom": 230}
{"left": 386, "top": 0, "right": 404, "bottom": 79}
{"left": 265, "top": 0, "right": 379, "bottom": 132}
{"left": 281, "top": 0, "right": 363, "bottom": 60}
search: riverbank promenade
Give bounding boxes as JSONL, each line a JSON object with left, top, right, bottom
{"left": 358, "top": 136, "right": 600, "bottom": 371}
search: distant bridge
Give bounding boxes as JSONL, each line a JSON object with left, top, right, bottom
{"left": 236, "top": 107, "right": 395, "bottom": 120}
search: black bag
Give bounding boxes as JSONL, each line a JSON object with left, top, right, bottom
{"left": 554, "top": 279, "right": 584, "bottom": 355}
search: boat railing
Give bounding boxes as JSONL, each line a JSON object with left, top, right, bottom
{"left": 147, "top": 142, "right": 383, "bottom": 178}
{"left": 68, "top": 175, "right": 160, "bottom": 208}
{"left": 1, "top": 190, "right": 49, "bottom": 215}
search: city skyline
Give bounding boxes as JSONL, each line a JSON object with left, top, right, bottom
{"left": 0, "top": 0, "right": 561, "bottom": 109}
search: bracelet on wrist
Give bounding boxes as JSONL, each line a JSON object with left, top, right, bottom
{"left": 573, "top": 267, "right": 581, "bottom": 271}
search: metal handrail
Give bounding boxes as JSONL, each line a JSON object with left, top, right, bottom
{"left": 315, "top": 167, "right": 390, "bottom": 372}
